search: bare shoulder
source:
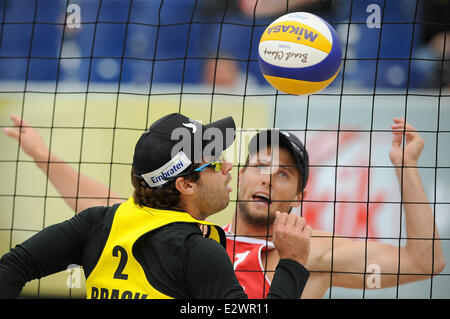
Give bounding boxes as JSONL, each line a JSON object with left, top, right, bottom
{"left": 307, "top": 229, "right": 334, "bottom": 269}
{"left": 308, "top": 229, "right": 360, "bottom": 270}
{"left": 311, "top": 229, "right": 333, "bottom": 238}
{"left": 311, "top": 229, "right": 334, "bottom": 247}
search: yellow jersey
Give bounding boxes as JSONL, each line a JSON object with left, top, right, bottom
{"left": 85, "top": 197, "right": 225, "bottom": 299}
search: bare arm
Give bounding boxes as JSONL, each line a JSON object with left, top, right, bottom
{"left": 311, "top": 118, "right": 445, "bottom": 289}
{"left": 3, "top": 115, "right": 123, "bottom": 213}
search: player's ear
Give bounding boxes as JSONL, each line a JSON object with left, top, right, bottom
{"left": 174, "top": 177, "right": 196, "bottom": 195}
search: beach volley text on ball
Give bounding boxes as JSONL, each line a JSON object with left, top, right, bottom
{"left": 258, "top": 12, "right": 342, "bottom": 95}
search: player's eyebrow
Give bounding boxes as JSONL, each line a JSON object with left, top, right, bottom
{"left": 279, "top": 164, "right": 296, "bottom": 173}
{"left": 247, "top": 158, "right": 274, "bottom": 167}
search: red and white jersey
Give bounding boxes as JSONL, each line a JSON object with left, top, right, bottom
{"left": 222, "top": 223, "right": 276, "bottom": 299}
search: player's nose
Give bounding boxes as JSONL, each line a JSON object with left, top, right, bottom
{"left": 221, "top": 158, "right": 233, "bottom": 175}
{"left": 259, "top": 168, "right": 274, "bottom": 188}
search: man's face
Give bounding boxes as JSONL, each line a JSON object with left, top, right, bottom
{"left": 193, "top": 158, "right": 233, "bottom": 218}
{"left": 237, "top": 146, "right": 304, "bottom": 227}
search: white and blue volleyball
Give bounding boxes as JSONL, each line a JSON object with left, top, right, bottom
{"left": 258, "top": 12, "right": 342, "bottom": 95}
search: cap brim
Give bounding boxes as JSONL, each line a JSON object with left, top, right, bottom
{"left": 249, "top": 130, "right": 308, "bottom": 188}
{"left": 249, "top": 129, "right": 299, "bottom": 162}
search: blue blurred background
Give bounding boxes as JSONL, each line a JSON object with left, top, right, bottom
{"left": 0, "top": 0, "right": 448, "bottom": 90}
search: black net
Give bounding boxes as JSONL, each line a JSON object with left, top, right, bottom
{"left": 0, "top": 0, "right": 449, "bottom": 299}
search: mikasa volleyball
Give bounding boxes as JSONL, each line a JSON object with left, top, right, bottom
{"left": 258, "top": 12, "right": 342, "bottom": 95}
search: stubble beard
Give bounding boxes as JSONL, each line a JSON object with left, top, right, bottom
{"left": 237, "top": 200, "right": 276, "bottom": 228}
{"left": 197, "top": 180, "right": 230, "bottom": 217}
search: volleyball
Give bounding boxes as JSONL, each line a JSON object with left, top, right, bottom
{"left": 258, "top": 12, "right": 342, "bottom": 95}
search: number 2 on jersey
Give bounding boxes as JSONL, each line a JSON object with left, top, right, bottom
{"left": 112, "top": 245, "right": 128, "bottom": 280}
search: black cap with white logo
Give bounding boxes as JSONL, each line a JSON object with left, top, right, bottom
{"left": 133, "top": 113, "right": 236, "bottom": 188}
{"left": 248, "top": 130, "right": 309, "bottom": 189}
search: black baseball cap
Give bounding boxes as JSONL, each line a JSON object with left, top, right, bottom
{"left": 248, "top": 130, "right": 309, "bottom": 189}
{"left": 133, "top": 113, "right": 236, "bottom": 188}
